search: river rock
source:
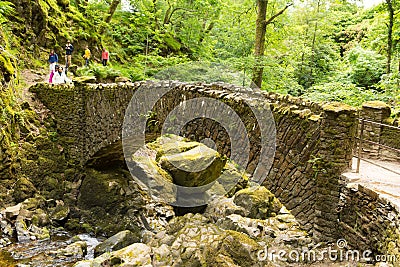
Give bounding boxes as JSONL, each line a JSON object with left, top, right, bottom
{"left": 94, "top": 230, "right": 140, "bottom": 257}
{"left": 130, "top": 146, "right": 176, "bottom": 203}
{"left": 15, "top": 216, "right": 30, "bottom": 242}
{"left": 20, "top": 196, "right": 45, "bottom": 211}
{"left": 216, "top": 213, "right": 275, "bottom": 239}
{"left": 153, "top": 213, "right": 263, "bottom": 266}
{"left": 0, "top": 237, "right": 11, "bottom": 247}
{"left": 131, "top": 135, "right": 238, "bottom": 207}
{"left": 74, "top": 243, "right": 152, "bottom": 267}
{"left": 50, "top": 201, "right": 70, "bottom": 222}
{"left": 30, "top": 224, "right": 50, "bottom": 240}
{"left": 55, "top": 241, "right": 87, "bottom": 258}
{"left": 146, "top": 135, "right": 197, "bottom": 158}
{"left": 218, "top": 162, "right": 249, "bottom": 197}
{"left": 233, "top": 186, "right": 282, "bottom": 219}
{"left": 31, "top": 208, "right": 50, "bottom": 227}
{"left": 3, "top": 203, "right": 22, "bottom": 219}
{"left": 204, "top": 195, "right": 246, "bottom": 222}
{"left": 159, "top": 142, "right": 226, "bottom": 187}
{"left": 0, "top": 219, "right": 14, "bottom": 237}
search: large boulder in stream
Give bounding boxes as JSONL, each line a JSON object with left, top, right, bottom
{"left": 128, "top": 134, "right": 247, "bottom": 206}
{"left": 157, "top": 140, "right": 226, "bottom": 187}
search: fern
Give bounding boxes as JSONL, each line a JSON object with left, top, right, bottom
{"left": 0, "top": 1, "right": 14, "bottom": 24}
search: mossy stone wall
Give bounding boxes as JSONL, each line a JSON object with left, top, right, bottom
{"left": 359, "top": 101, "right": 400, "bottom": 161}
{"left": 339, "top": 183, "right": 400, "bottom": 264}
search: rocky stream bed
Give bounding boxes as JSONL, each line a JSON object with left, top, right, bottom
{"left": 1, "top": 135, "right": 386, "bottom": 266}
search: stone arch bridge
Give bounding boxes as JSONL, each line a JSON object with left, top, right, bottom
{"left": 30, "top": 81, "right": 357, "bottom": 243}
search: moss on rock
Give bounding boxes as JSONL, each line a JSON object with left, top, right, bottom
{"left": 12, "top": 177, "right": 37, "bottom": 203}
{"left": 0, "top": 54, "right": 15, "bottom": 81}
{"left": 233, "top": 186, "right": 282, "bottom": 219}
{"left": 322, "top": 102, "right": 357, "bottom": 114}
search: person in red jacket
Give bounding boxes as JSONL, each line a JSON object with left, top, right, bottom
{"left": 101, "top": 48, "right": 109, "bottom": 66}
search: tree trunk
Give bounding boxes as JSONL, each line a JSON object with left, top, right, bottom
{"left": 252, "top": 0, "right": 268, "bottom": 88}
{"left": 386, "top": 0, "right": 394, "bottom": 74}
{"left": 104, "top": 0, "right": 121, "bottom": 24}
{"left": 164, "top": 7, "right": 172, "bottom": 25}
{"left": 252, "top": 1, "right": 292, "bottom": 88}
{"left": 309, "top": 0, "right": 321, "bottom": 79}
{"left": 299, "top": 14, "right": 310, "bottom": 78}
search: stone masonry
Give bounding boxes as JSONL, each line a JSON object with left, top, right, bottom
{"left": 29, "top": 81, "right": 358, "bottom": 242}
{"left": 358, "top": 101, "right": 400, "bottom": 161}
{"left": 339, "top": 182, "right": 400, "bottom": 265}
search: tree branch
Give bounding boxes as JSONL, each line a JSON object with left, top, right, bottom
{"left": 263, "top": 3, "right": 292, "bottom": 27}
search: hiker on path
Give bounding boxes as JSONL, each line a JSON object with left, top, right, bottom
{"left": 83, "top": 46, "right": 91, "bottom": 66}
{"left": 101, "top": 48, "right": 109, "bottom": 66}
{"left": 65, "top": 40, "right": 74, "bottom": 67}
{"left": 48, "top": 49, "right": 58, "bottom": 72}
{"left": 48, "top": 49, "right": 58, "bottom": 83}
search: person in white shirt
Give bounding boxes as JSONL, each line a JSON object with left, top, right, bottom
{"left": 52, "top": 66, "right": 71, "bottom": 84}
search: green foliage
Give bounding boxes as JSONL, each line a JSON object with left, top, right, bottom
{"left": 2, "top": 0, "right": 400, "bottom": 115}
{"left": 376, "top": 73, "right": 400, "bottom": 105}
{"left": 76, "top": 64, "right": 121, "bottom": 82}
{"left": 303, "top": 81, "right": 394, "bottom": 107}
{"left": 132, "top": 54, "right": 189, "bottom": 77}
{"left": 294, "top": 43, "right": 339, "bottom": 89}
{"left": 0, "top": 1, "right": 14, "bottom": 24}
{"left": 347, "top": 46, "right": 386, "bottom": 88}
{"left": 154, "top": 61, "right": 250, "bottom": 85}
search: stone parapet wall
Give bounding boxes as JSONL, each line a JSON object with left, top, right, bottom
{"left": 262, "top": 91, "right": 324, "bottom": 114}
{"left": 338, "top": 182, "right": 400, "bottom": 263}
{"left": 29, "top": 81, "right": 358, "bottom": 242}
{"left": 358, "top": 101, "right": 400, "bottom": 161}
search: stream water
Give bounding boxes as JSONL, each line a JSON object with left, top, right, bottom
{"left": 1, "top": 231, "right": 100, "bottom": 267}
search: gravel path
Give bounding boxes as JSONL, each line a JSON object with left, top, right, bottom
{"left": 343, "top": 158, "right": 400, "bottom": 207}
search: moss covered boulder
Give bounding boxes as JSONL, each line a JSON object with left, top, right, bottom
{"left": 74, "top": 243, "right": 152, "bottom": 267}
{"left": 130, "top": 134, "right": 235, "bottom": 206}
{"left": 147, "top": 134, "right": 227, "bottom": 188}
{"left": 75, "top": 213, "right": 264, "bottom": 267}
{"left": 233, "top": 186, "right": 282, "bottom": 219}
{"left": 159, "top": 143, "right": 226, "bottom": 187}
